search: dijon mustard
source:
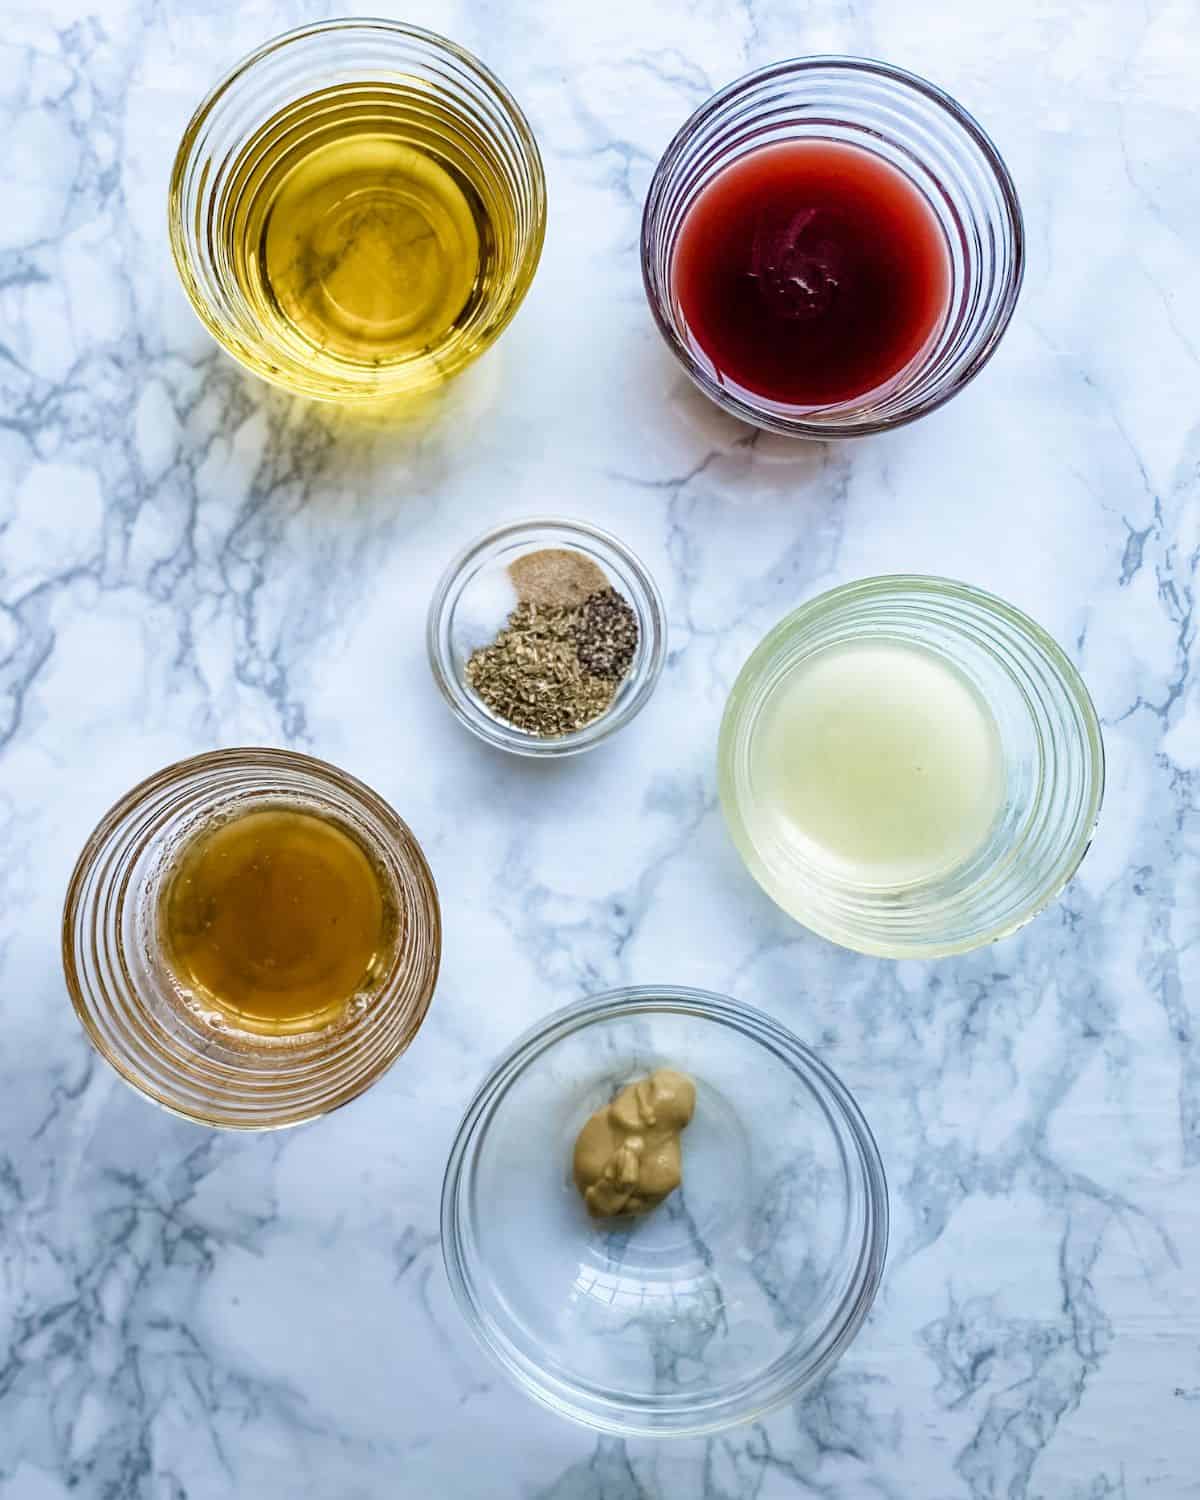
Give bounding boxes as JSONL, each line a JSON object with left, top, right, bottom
{"left": 572, "top": 1068, "right": 695, "bottom": 1218}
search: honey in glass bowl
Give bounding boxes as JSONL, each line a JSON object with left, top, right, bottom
{"left": 62, "top": 749, "right": 441, "bottom": 1130}
{"left": 160, "top": 805, "right": 400, "bottom": 1038}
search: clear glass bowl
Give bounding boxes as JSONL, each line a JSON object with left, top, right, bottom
{"left": 427, "top": 518, "right": 667, "bottom": 757}
{"left": 641, "top": 57, "right": 1024, "bottom": 437}
{"left": 441, "top": 986, "right": 888, "bottom": 1437}
{"left": 61, "top": 748, "right": 441, "bottom": 1130}
{"left": 168, "top": 19, "right": 546, "bottom": 402}
{"left": 719, "top": 577, "right": 1105, "bottom": 958}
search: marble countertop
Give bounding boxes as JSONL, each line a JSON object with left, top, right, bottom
{"left": 2, "top": 0, "right": 1198, "bottom": 1495}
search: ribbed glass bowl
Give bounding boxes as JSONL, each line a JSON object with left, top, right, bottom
{"left": 719, "top": 577, "right": 1105, "bottom": 958}
{"left": 61, "top": 748, "right": 441, "bottom": 1130}
{"left": 169, "top": 19, "right": 546, "bottom": 401}
{"left": 642, "top": 56, "right": 1023, "bottom": 437}
{"left": 427, "top": 518, "right": 667, "bottom": 757}
{"left": 441, "top": 987, "right": 888, "bottom": 1436}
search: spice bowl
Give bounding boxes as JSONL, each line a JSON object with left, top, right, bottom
{"left": 441, "top": 986, "right": 888, "bottom": 1437}
{"left": 427, "top": 518, "right": 667, "bottom": 757}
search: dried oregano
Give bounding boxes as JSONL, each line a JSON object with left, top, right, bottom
{"left": 466, "top": 601, "right": 616, "bottom": 735}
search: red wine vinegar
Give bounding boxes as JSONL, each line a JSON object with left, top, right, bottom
{"left": 671, "top": 141, "right": 950, "bottom": 407}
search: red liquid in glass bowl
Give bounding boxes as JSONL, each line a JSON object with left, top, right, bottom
{"left": 671, "top": 141, "right": 951, "bottom": 408}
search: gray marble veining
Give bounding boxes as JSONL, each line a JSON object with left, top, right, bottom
{"left": 2, "top": 0, "right": 1199, "bottom": 1495}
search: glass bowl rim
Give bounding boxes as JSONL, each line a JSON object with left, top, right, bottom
{"left": 60, "top": 745, "right": 443, "bottom": 1131}
{"left": 718, "top": 574, "right": 1107, "bottom": 958}
{"left": 179, "top": 16, "right": 535, "bottom": 114}
{"left": 639, "top": 52, "right": 1026, "bottom": 439}
{"left": 440, "top": 983, "right": 889, "bottom": 1436}
{"left": 426, "top": 516, "right": 668, "bottom": 758}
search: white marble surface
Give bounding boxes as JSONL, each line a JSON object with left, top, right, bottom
{"left": 2, "top": 0, "right": 1198, "bottom": 1494}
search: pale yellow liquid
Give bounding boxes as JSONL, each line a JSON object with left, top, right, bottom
{"left": 223, "top": 85, "right": 498, "bottom": 383}
{"left": 264, "top": 135, "right": 480, "bottom": 362}
{"left": 750, "top": 639, "right": 1005, "bottom": 886}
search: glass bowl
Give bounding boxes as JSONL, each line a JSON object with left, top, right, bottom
{"left": 641, "top": 57, "right": 1024, "bottom": 437}
{"left": 169, "top": 19, "right": 546, "bottom": 402}
{"left": 719, "top": 577, "right": 1105, "bottom": 958}
{"left": 441, "top": 986, "right": 888, "bottom": 1436}
{"left": 427, "top": 518, "right": 667, "bottom": 757}
{"left": 61, "top": 748, "right": 441, "bottom": 1130}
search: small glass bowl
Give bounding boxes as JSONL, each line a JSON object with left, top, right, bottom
{"left": 719, "top": 577, "right": 1105, "bottom": 958}
{"left": 441, "top": 986, "right": 888, "bottom": 1437}
{"left": 427, "top": 518, "right": 667, "bottom": 757}
{"left": 61, "top": 748, "right": 441, "bottom": 1130}
{"left": 641, "top": 57, "right": 1024, "bottom": 437}
{"left": 169, "top": 20, "right": 546, "bottom": 402}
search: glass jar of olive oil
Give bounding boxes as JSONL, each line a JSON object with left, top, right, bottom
{"left": 169, "top": 21, "right": 546, "bottom": 402}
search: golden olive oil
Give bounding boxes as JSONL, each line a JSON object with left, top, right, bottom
{"left": 222, "top": 84, "right": 503, "bottom": 382}
{"left": 161, "top": 806, "right": 398, "bottom": 1036}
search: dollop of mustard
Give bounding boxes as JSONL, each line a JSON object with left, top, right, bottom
{"left": 572, "top": 1068, "right": 696, "bottom": 1218}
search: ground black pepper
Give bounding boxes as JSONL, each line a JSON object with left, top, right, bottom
{"left": 573, "top": 588, "right": 639, "bottom": 680}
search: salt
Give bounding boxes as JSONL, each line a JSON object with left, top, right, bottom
{"left": 455, "top": 565, "right": 519, "bottom": 651}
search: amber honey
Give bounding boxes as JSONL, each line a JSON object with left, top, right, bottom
{"left": 161, "top": 806, "right": 398, "bottom": 1036}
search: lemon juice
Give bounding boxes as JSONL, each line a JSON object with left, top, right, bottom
{"left": 750, "top": 638, "right": 1004, "bottom": 886}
